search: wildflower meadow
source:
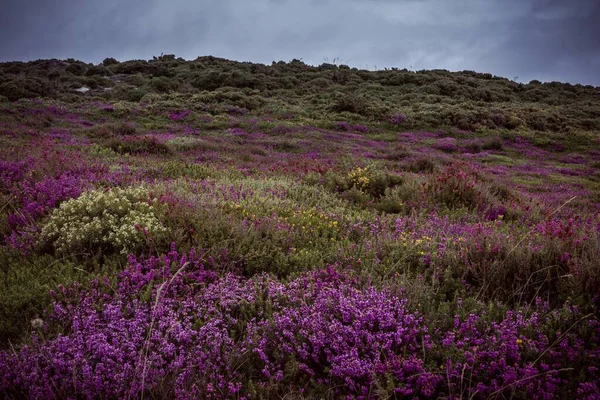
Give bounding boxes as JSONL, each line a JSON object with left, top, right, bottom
{"left": 0, "top": 56, "right": 599, "bottom": 399}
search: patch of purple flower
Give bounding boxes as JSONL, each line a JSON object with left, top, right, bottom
{"left": 334, "top": 122, "right": 368, "bottom": 133}
{"left": 1, "top": 254, "right": 598, "bottom": 399}
{"left": 390, "top": 113, "right": 407, "bottom": 125}
{"left": 434, "top": 137, "right": 460, "bottom": 153}
{"left": 168, "top": 110, "right": 193, "bottom": 121}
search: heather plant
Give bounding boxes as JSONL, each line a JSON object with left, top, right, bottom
{"left": 1, "top": 257, "right": 598, "bottom": 399}
{"left": 5, "top": 173, "right": 87, "bottom": 252}
{"left": 248, "top": 278, "right": 436, "bottom": 397}
{"left": 84, "top": 121, "right": 138, "bottom": 138}
{"left": 38, "top": 186, "right": 168, "bottom": 255}
{"left": 390, "top": 112, "right": 407, "bottom": 125}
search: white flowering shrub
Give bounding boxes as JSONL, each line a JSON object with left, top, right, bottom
{"left": 39, "top": 187, "right": 168, "bottom": 254}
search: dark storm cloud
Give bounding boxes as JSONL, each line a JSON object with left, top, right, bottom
{"left": 0, "top": 0, "right": 598, "bottom": 85}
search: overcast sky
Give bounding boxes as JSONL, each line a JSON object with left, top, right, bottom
{"left": 1, "top": 0, "right": 598, "bottom": 85}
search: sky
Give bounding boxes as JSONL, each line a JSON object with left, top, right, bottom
{"left": 1, "top": 0, "right": 598, "bottom": 86}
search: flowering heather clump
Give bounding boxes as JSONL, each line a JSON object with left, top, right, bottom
{"left": 0, "top": 160, "right": 29, "bottom": 189}
{"left": 249, "top": 278, "right": 436, "bottom": 397}
{"left": 1, "top": 259, "right": 598, "bottom": 398}
{"left": 390, "top": 112, "right": 407, "bottom": 125}
{"left": 39, "top": 186, "right": 168, "bottom": 254}
{"left": 434, "top": 137, "right": 460, "bottom": 153}
{"left": 4, "top": 172, "right": 88, "bottom": 251}
{"left": 168, "top": 109, "right": 193, "bottom": 121}
{"left": 227, "top": 106, "right": 248, "bottom": 116}
{"left": 0, "top": 247, "right": 222, "bottom": 398}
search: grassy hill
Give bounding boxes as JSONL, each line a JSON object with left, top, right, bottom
{"left": 0, "top": 55, "right": 599, "bottom": 398}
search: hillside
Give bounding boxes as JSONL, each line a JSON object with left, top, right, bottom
{"left": 1, "top": 56, "right": 599, "bottom": 398}
{"left": 1, "top": 55, "right": 600, "bottom": 133}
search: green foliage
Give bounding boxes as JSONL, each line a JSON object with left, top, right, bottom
{"left": 0, "top": 56, "right": 598, "bottom": 135}
{"left": 401, "top": 157, "right": 436, "bottom": 173}
{"left": 0, "top": 78, "right": 53, "bottom": 101}
{"left": 332, "top": 94, "right": 370, "bottom": 115}
{"left": 149, "top": 76, "right": 178, "bottom": 93}
{"left": 106, "top": 136, "right": 172, "bottom": 155}
{"left": 159, "top": 161, "right": 218, "bottom": 180}
{"left": 102, "top": 57, "right": 119, "bottom": 66}
{"left": 0, "top": 249, "right": 74, "bottom": 345}
{"left": 85, "top": 65, "right": 109, "bottom": 77}
{"left": 197, "top": 87, "right": 265, "bottom": 110}
{"left": 85, "top": 122, "right": 138, "bottom": 138}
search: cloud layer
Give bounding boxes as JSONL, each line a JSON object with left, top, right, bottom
{"left": 1, "top": 0, "right": 598, "bottom": 85}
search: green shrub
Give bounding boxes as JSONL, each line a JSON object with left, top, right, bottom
{"left": 65, "top": 62, "right": 86, "bottom": 76}
{"left": 39, "top": 187, "right": 168, "bottom": 255}
{"left": 102, "top": 57, "right": 119, "bottom": 66}
{"left": 374, "top": 195, "right": 406, "bottom": 214}
{"left": 0, "top": 78, "right": 53, "bottom": 101}
{"left": 341, "top": 186, "right": 371, "bottom": 205}
{"left": 114, "top": 122, "right": 138, "bottom": 136}
{"left": 107, "top": 136, "right": 171, "bottom": 155}
{"left": 150, "top": 77, "right": 178, "bottom": 93}
{"left": 85, "top": 122, "right": 138, "bottom": 139}
{"left": 85, "top": 65, "right": 109, "bottom": 77}
{"left": 160, "top": 161, "right": 217, "bottom": 180}
{"left": 332, "top": 94, "right": 369, "bottom": 115}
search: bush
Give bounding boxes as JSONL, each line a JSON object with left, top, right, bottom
{"left": 332, "top": 94, "right": 369, "bottom": 115}
{"left": 85, "top": 65, "right": 108, "bottom": 77}
{"left": 0, "top": 78, "right": 53, "bottom": 101}
{"left": 320, "top": 167, "right": 404, "bottom": 206}
{"left": 150, "top": 76, "right": 178, "bottom": 93}
{"left": 39, "top": 186, "right": 168, "bottom": 255}
{"left": 65, "top": 63, "right": 86, "bottom": 76}
{"left": 84, "top": 122, "right": 137, "bottom": 138}
{"left": 102, "top": 57, "right": 119, "bottom": 66}
{"left": 107, "top": 136, "right": 171, "bottom": 155}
